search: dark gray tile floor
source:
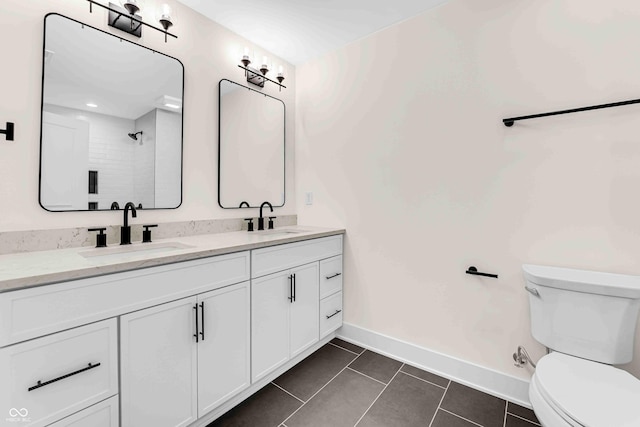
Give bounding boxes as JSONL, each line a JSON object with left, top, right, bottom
{"left": 208, "top": 338, "right": 541, "bottom": 427}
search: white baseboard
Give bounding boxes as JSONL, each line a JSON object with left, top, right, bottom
{"left": 337, "top": 322, "right": 532, "bottom": 408}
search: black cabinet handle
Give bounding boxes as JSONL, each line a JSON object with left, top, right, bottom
{"left": 326, "top": 310, "right": 342, "bottom": 319}
{"left": 193, "top": 304, "right": 199, "bottom": 343}
{"left": 288, "top": 275, "right": 293, "bottom": 303}
{"left": 199, "top": 301, "right": 205, "bottom": 341}
{"left": 325, "top": 273, "right": 342, "bottom": 280}
{"left": 28, "top": 362, "right": 101, "bottom": 391}
{"left": 293, "top": 273, "right": 296, "bottom": 302}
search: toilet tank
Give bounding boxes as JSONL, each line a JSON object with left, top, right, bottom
{"left": 523, "top": 264, "right": 640, "bottom": 364}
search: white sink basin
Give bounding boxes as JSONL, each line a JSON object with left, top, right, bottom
{"left": 80, "top": 242, "right": 193, "bottom": 261}
{"left": 252, "top": 228, "right": 308, "bottom": 237}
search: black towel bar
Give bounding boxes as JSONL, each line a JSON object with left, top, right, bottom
{"left": 466, "top": 266, "right": 498, "bottom": 279}
{"left": 503, "top": 98, "right": 640, "bottom": 127}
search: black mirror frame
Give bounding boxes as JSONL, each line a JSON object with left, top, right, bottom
{"left": 217, "top": 78, "right": 286, "bottom": 209}
{"left": 38, "top": 13, "right": 185, "bottom": 212}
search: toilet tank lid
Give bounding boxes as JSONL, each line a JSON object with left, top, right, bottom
{"left": 535, "top": 352, "right": 640, "bottom": 427}
{"left": 522, "top": 264, "right": 640, "bottom": 298}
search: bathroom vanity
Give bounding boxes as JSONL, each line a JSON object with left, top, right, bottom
{"left": 0, "top": 227, "right": 344, "bottom": 427}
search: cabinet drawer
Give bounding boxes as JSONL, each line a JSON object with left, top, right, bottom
{"left": 320, "top": 256, "right": 343, "bottom": 299}
{"left": 48, "top": 395, "right": 119, "bottom": 427}
{"left": 0, "top": 319, "right": 118, "bottom": 427}
{"left": 320, "top": 292, "right": 343, "bottom": 338}
{"left": 0, "top": 251, "right": 250, "bottom": 347}
{"left": 252, "top": 235, "right": 342, "bottom": 278}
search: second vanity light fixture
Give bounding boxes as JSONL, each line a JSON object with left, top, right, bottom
{"left": 87, "top": 0, "right": 177, "bottom": 42}
{"left": 239, "top": 48, "right": 287, "bottom": 91}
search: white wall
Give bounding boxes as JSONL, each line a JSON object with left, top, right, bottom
{"left": 0, "top": 0, "right": 296, "bottom": 231}
{"left": 296, "top": 0, "right": 640, "bottom": 380}
{"left": 155, "top": 109, "right": 182, "bottom": 208}
{"left": 134, "top": 109, "right": 156, "bottom": 209}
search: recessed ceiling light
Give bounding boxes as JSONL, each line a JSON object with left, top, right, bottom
{"left": 86, "top": 103, "right": 98, "bottom": 108}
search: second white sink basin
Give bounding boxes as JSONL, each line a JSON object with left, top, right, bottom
{"left": 80, "top": 242, "right": 193, "bottom": 261}
{"left": 252, "top": 228, "right": 308, "bottom": 237}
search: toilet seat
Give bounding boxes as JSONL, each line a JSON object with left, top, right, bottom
{"left": 532, "top": 352, "right": 640, "bottom": 427}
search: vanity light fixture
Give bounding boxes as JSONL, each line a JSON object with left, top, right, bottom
{"left": 238, "top": 49, "right": 286, "bottom": 91}
{"left": 86, "top": 103, "right": 98, "bottom": 108}
{"left": 157, "top": 4, "right": 174, "bottom": 42}
{"left": 86, "top": 0, "right": 177, "bottom": 42}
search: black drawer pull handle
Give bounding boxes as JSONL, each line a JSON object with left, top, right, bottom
{"left": 326, "top": 309, "right": 342, "bottom": 319}
{"left": 325, "top": 273, "right": 342, "bottom": 280}
{"left": 28, "top": 362, "right": 101, "bottom": 391}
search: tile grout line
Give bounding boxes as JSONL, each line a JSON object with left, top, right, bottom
{"left": 353, "top": 363, "right": 405, "bottom": 427}
{"left": 346, "top": 366, "right": 387, "bottom": 386}
{"left": 270, "top": 381, "right": 306, "bottom": 404}
{"left": 502, "top": 400, "right": 508, "bottom": 427}
{"left": 328, "top": 341, "right": 362, "bottom": 356}
{"left": 279, "top": 362, "right": 354, "bottom": 426}
{"left": 427, "top": 379, "right": 450, "bottom": 427}
{"left": 397, "top": 370, "right": 447, "bottom": 390}
{"left": 440, "top": 408, "right": 485, "bottom": 427}
{"left": 507, "top": 412, "right": 541, "bottom": 426}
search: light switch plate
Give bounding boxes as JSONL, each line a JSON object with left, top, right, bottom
{"left": 305, "top": 192, "right": 313, "bottom": 205}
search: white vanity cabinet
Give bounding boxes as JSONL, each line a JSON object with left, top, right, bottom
{"left": 0, "top": 231, "right": 344, "bottom": 427}
{"left": 120, "top": 281, "right": 250, "bottom": 427}
{"left": 251, "top": 235, "right": 343, "bottom": 383}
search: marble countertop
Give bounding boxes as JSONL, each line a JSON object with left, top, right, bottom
{"left": 0, "top": 226, "right": 345, "bottom": 293}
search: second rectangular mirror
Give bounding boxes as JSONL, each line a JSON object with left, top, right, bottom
{"left": 218, "top": 79, "right": 285, "bottom": 208}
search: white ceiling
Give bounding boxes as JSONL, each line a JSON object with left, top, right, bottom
{"left": 176, "top": 0, "right": 449, "bottom": 65}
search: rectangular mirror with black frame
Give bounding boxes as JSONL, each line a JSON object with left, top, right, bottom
{"left": 218, "top": 79, "right": 285, "bottom": 209}
{"left": 39, "top": 13, "right": 184, "bottom": 211}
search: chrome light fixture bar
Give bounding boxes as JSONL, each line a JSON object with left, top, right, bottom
{"left": 86, "top": 0, "right": 177, "bottom": 42}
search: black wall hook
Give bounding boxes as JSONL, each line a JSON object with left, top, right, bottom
{"left": 0, "top": 122, "right": 14, "bottom": 141}
{"left": 466, "top": 266, "right": 498, "bottom": 279}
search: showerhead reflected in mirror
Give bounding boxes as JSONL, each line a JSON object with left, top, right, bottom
{"left": 128, "top": 131, "right": 143, "bottom": 141}
{"left": 39, "top": 14, "right": 184, "bottom": 211}
{"left": 218, "top": 79, "right": 285, "bottom": 208}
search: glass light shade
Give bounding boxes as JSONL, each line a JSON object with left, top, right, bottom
{"left": 120, "top": 0, "right": 141, "bottom": 15}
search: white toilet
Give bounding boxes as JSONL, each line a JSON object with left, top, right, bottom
{"left": 523, "top": 264, "right": 640, "bottom": 427}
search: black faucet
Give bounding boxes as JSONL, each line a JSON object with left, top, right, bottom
{"left": 239, "top": 201, "right": 250, "bottom": 208}
{"left": 258, "top": 201, "right": 273, "bottom": 231}
{"left": 120, "top": 202, "right": 137, "bottom": 245}
{"left": 110, "top": 201, "right": 120, "bottom": 210}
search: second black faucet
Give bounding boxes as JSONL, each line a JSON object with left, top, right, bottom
{"left": 121, "top": 202, "right": 137, "bottom": 245}
{"left": 258, "top": 201, "right": 273, "bottom": 231}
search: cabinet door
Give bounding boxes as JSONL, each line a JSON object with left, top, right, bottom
{"left": 290, "top": 263, "right": 320, "bottom": 358}
{"left": 251, "top": 272, "right": 291, "bottom": 382}
{"left": 120, "top": 297, "right": 198, "bottom": 427}
{"left": 197, "top": 282, "right": 250, "bottom": 416}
